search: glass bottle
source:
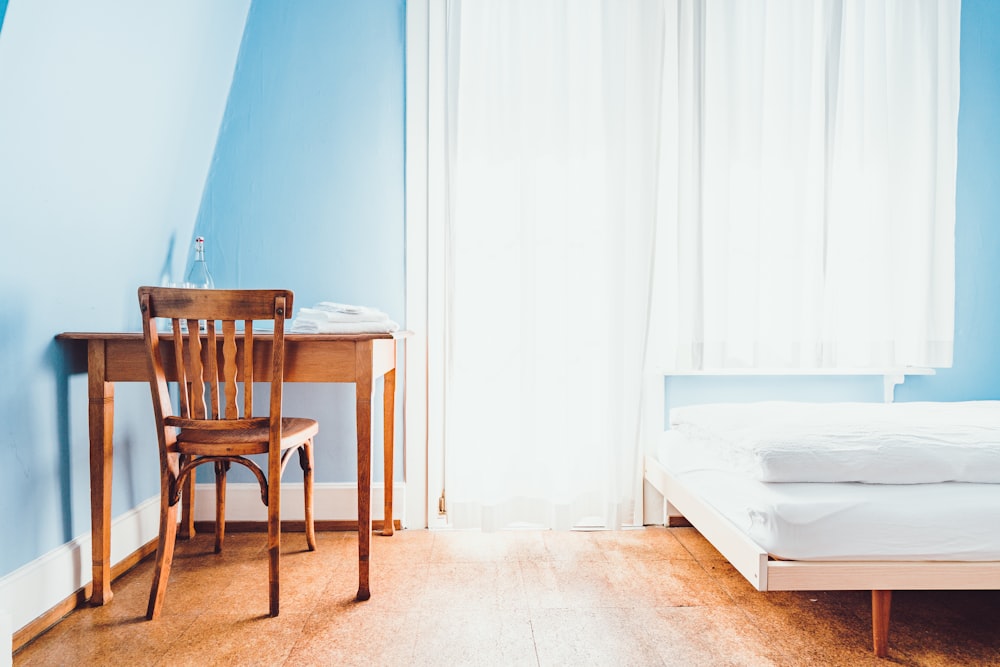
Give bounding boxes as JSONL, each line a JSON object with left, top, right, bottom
{"left": 183, "top": 236, "right": 215, "bottom": 289}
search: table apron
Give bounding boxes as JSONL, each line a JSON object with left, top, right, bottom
{"left": 99, "top": 338, "right": 394, "bottom": 383}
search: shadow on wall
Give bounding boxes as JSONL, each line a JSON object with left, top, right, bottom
{"left": 49, "top": 334, "right": 161, "bottom": 526}
{"left": 48, "top": 339, "right": 86, "bottom": 543}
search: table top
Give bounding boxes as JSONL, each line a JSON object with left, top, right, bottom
{"left": 56, "top": 330, "right": 409, "bottom": 342}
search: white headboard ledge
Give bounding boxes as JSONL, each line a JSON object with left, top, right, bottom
{"left": 661, "top": 367, "right": 936, "bottom": 403}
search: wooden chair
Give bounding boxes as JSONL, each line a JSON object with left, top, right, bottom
{"left": 138, "top": 286, "right": 318, "bottom": 619}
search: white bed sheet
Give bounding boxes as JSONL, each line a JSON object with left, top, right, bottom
{"left": 660, "top": 430, "right": 1000, "bottom": 561}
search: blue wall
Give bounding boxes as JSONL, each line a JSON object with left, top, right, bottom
{"left": 666, "top": 0, "right": 1000, "bottom": 414}
{"left": 194, "top": 0, "right": 405, "bottom": 313}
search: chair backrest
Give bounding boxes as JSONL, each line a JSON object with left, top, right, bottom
{"left": 137, "top": 287, "right": 294, "bottom": 448}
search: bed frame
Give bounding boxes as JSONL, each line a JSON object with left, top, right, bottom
{"left": 644, "top": 453, "right": 1000, "bottom": 658}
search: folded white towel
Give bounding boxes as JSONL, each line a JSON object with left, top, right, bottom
{"left": 314, "top": 302, "right": 385, "bottom": 316}
{"left": 296, "top": 307, "right": 391, "bottom": 324}
{"left": 291, "top": 319, "right": 399, "bottom": 334}
{"left": 290, "top": 302, "right": 399, "bottom": 334}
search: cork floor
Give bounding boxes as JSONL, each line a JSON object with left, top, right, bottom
{"left": 13, "top": 527, "right": 1000, "bottom": 666}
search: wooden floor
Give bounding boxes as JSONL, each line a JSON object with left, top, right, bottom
{"left": 13, "top": 527, "right": 1000, "bottom": 666}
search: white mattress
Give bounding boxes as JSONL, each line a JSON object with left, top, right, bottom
{"left": 660, "top": 429, "right": 1000, "bottom": 561}
{"left": 669, "top": 401, "right": 1000, "bottom": 483}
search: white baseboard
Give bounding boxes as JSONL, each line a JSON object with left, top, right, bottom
{"left": 0, "top": 496, "right": 160, "bottom": 640}
{"left": 4, "top": 482, "right": 405, "bottom": 642}
{"left": 192, "top": 481, "right": 406, "bottom": 523}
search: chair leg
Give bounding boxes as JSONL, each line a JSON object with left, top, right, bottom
{"left": 299, "top": 441, "right": 316, "bottom": 551}
{"left": 146, "top": 490, "right": 179, "bottom": 620}
{"left": 267, "top": 460, "right": 281, "bottom": 617}
{"left": 214, "top": 460, "right": 230, "bottom": 554}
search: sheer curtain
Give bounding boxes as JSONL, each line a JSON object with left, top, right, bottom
{"left": 651, "top": 0, "right": 961, "bottom": 371}
{"left": 437, "top": 0, "right": 666, "bottom": 530}
{"left": 424, "top": 0, "right": 960, "bottom": 531}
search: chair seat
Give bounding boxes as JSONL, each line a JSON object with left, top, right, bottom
{"left": 176, "top": 417, "right": 319, "bottom": 457}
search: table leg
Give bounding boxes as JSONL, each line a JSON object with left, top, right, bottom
{"left": 382, "top": 367, "right": 395, "bottom": 536}
{"left": 872, "top": 590, "right": 892, "bottom": 658}
{"left": 355, "top": 342, "right": 373, "bottom": 601}
{"left": 87, "top": 341, "right": 114, "bottom": 605}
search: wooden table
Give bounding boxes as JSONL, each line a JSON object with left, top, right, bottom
{"left": 55, "top": 331, "right": 404, "bottom": 605}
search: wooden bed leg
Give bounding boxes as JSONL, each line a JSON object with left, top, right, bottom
{"left": 872, "top": 590, "right": 892, "bottom": 658}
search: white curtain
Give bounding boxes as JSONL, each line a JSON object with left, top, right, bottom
{"left": 428, "top": 0, "right": 960, "bottom": 530}
{"left": 438, "top": 0, "right": 665, "bottom": 530}
{"left": 651, "top": 0, "right": 960, "bottom": 371}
